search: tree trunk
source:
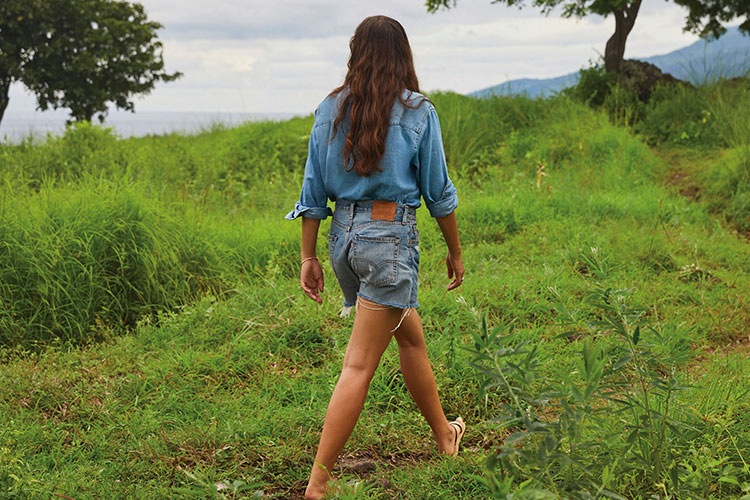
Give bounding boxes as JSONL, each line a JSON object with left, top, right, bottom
{"left": 68, "top": 109, "right": 93, "bottom": 125}
{"left": 0, "top": 78, "right": 10, "bottom": 129}
{"left": 79, "top": 107, "right": 93, "bottom": 123}
{"left": 604, "top": 0, "right": 642, "bottom": 73}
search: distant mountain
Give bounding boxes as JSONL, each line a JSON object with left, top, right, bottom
{"left": 470, "top": 26, "right": 750, "bottom": 98}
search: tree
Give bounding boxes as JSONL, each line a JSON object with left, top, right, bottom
{"left": 0, "top": 0, "right": 48, "bottom": 124}
{"left": 424, "top": 0, "right": 750, "bottom": 73}
{"left": 0, "top": 0, "right": 181, "bottom": 126}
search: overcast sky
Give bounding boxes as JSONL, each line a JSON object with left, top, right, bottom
{"left": 7, "top": 0, "right": 735, "bottom": 115}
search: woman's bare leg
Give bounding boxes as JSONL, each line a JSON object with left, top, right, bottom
{"left": 393, "top": 308, "right": 458, "bottom": 454}
{"left": 305, "top": 298, "right": 403, "bottom": 500}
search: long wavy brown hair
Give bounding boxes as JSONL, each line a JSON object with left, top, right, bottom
{"left": 330, "top": 16, "right": 426, "bottom": 177}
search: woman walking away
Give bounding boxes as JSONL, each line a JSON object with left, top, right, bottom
{"left": 285, "top": 15, "right": 466, "bottom": 500}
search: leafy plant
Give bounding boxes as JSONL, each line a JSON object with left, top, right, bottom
{"left": 637, "top": 84, "right": 719, "bottom": 145}
{"left": 566, "top": 62, "right": 615, "bottom": 107}
{"left": 468, "top": 286, "right": 720, "bottom": 499}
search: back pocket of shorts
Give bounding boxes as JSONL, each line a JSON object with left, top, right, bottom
{"left": 351, "top": 234, "right": 399, "bottom": 287}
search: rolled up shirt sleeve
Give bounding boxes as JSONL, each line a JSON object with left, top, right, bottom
{"left": 415, "top": 106, "right": 458, "bottom": 218}
{"left": 285, "top": 118, "right": 332, "bottom": 221}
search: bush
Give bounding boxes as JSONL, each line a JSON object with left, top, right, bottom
{"left": 471, "top": 287, "right": 746, "bottom": 499}
{"left": 566, "top": 62, "right": 651, "bottom": 129}
{"left": 0, "top": 184, "right": 215, "bottom": 347}
{"left": 601, "top": 82, "right": 646, "bottom": 127}
{"left": 564, "top": 63, "right": 750, "bottom": 148}
{"left": 565, "top": 62, "right": 615, "bottom": 107}
{"left": 0, "top": 182, "right": 301, "bottom": 348}
{"left": 637, "top": 84, "right": 719, "bottom": 146}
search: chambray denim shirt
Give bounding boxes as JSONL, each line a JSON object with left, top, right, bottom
{"left": 285, "top": 90, "right": 458, "bottom": 220}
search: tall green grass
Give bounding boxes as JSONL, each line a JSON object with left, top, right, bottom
{"left": 1, "top": 183, "right": 212, "bottom": 346}
{"left": 569, "top": 72, "right": 750, "bottom": 233}
{"left": 0, "top": 85, "right": 749, "bottom": 498}
{"left": 430, "top": 92, "right": 541, "bottom": 176}
{"left": 0, "top": 118, "right": 311, "bottom": 197}
{"left": 2, "top": 88, "right": 748, "bottom": 348}
{"left": 702, "top": 146, "right": 750, "bottom": 231}
{"left": 0, "top": 179, "right": 303, "bottom": 348}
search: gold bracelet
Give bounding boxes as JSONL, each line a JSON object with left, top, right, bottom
{"left": 301, "top": 256, "right": 318, "bottom": 266}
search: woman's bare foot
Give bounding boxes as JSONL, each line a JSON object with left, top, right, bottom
{"left": 436, "top": 416, "right": 465, "bottom": 455}
{"left": 304, "top": 486, "right": 324, "bottom": 500}
{"left": 304, "top": 483, "right": 326, "bottom": 500}
{"left": 304, "top": 478, "right": 339, "bottom": 500}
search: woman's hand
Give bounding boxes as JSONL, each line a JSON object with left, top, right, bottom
{"left": 446, "top": 251, "right": 464, "bottom": 291}
{"left": 436, "top": 211, "right": 464, "bottom": 291}
{"left": 301, "top": 258, "right": 324, "bottom": 303}
{"left": 300, "top": 217, "right": 324, "bottom": 303}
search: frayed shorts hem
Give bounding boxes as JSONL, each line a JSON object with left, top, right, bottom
{"left": 356, "top": 292, "right": 418, "bottom": 310}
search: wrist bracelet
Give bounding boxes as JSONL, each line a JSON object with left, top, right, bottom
{"left": 301, "top": 256, "right": 318, "bottom": 266}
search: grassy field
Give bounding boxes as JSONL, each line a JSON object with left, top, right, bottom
{"left": 0, "top": 82, "right": 749, "bottom": 499}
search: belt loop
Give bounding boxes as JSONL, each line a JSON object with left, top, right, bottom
{"left": 401, "top": 204, "right": 408, "bottom": 225}
{"left": 349, "top": 201, "right": 355, "bottom": 225}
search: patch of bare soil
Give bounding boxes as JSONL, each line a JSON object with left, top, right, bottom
{"left": 655, "top": 148, "right": 705, "bottom": 202}
{"left": 337, "top": 448, "right": 432, "bottom": 475}
{"left": 264, "top": 448, "right": 432, "bottom": 499}
{"left": 693, "top": 337, "right": 750, "bottom": 363}
{"left": 665, "top": 170, "right": 702, "bottom": 201}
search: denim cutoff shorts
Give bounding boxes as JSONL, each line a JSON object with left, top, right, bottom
{"left": 328, "top": 200, "right": 420, "bottom": 309}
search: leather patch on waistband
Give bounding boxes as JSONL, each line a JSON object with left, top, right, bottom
{"left": 371, "top": 201, "right": 397, "bottom": 221}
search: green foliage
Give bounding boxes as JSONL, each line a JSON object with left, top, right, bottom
{"left": 600, "top": 82, "right": 646, "bottom": 127}
{"left": 0, "top": 153, "right": 310, "bottom": 348}
{"left": 637, "top": 84, "right": 719, "bottom": 145}
{"left": 0, "top": 115, "right": 313, "bottom": 192}
{"left": 708, "top": 78, "right": 750, "bottom": 149}
{"left": 470, "top": 286, "right": 748, "bottom": 499}
{"left": 565, "top": 62, "right": 615, "bottom": 106}
{"left": 637, "top": 79, "right": 750, "bottom": 230}
{"left": 0, "top": 115, "right": 320, "bottom": 349}
{"left": 0, "top": 0, "right": 46, "bottom": 82}
{"left": 0, "top": 0, "right": 180, "bottom": 124}
{"left": 0, "top": 0, "right": 48, "bottom": 121}
{"left": 430, "top": 91, "right": 543, "bottom": 178}
{"left": 572, "top": 69, "right": 749, "bottom": 151}
{"left": 0, "top": 87, "right": 749, "bottom": 499}
{"left": 702, "top": 146, "right": 750, "bottom": 231}
{"left": 0, "top": 183, "right": 221, "bottom": 347}
{"left": 425, "top": 0, "right": 631, "bottom": 19}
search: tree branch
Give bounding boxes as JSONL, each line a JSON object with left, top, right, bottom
{"left": 624, "top": 0, "right": 642, "bottom": 34}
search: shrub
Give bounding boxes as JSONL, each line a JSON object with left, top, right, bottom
{"left": 637, "top": 84, "right": 719, "bottom": 146}
{"left": 470, "top": 287, "right": 747, "bottom": 499}
{"left": 565, "top": 62, "right": 615, "bottom": 107}
{"left": 0, "top": 183, "right": 280, "bottom": 348}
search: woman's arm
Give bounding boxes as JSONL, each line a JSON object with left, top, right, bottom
{"left": 300, "top": 216, "right": 324, "bottom": 303}
{"left": 413, "top": 106, "right": 463, "bottom": 290}
{"left": 436, "top": 211, "right": 464, "bottom": 291}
